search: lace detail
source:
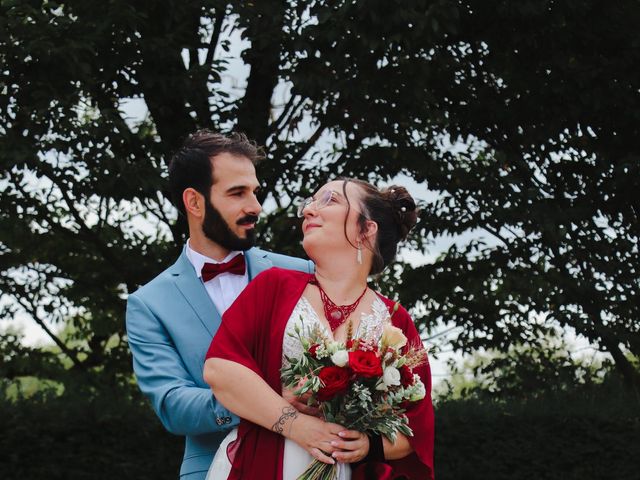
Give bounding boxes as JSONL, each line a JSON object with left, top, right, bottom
{"left": 282, "top": 297, "right": 328, "bottom": 368}
{"left": 282, "top": 296, "right": 390, "bottom": 368}
{"left": 357, "top": 295, "right": 391, "bottom": 343}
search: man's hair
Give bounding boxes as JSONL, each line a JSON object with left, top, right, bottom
{"left": 168, "top": 130, "right": 263, "bottom": 216}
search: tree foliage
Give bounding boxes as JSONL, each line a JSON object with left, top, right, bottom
{"left": 437, "top": 331, "right": 620, "bottom": 402}
{"left": 397, "top": 0, "right": 640, "bottom": 390}
{"left": 1, "top": 0, "right": 638, "bottom": 391}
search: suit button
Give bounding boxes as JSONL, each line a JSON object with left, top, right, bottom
{"left": 225, "top": 416, "right": 232, "bottom": 424}
{"left": 215, "top": 417, "right": 224, "bottom": 426}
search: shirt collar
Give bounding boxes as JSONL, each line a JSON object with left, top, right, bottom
{"left": 185, "top": 239, "right": 243, "bottom": 279}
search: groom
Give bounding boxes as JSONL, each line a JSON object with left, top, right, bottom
{"left": 126, "top": 130, "right": 313, "bottom": 480}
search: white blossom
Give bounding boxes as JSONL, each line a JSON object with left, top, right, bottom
{"left": 326, "top": 341, "right": 341, "bottom": 354}
{"left": 315, "top": 344, "right": 329, "bottom": 359}
{"left": 382, "top": 366, "right": 401, "bottom": 388}
{"left": 408, "top": 377, "right": 426, "bottom": 401}
{"left": 331, "top": 350, "right": 349, "bottom": 367}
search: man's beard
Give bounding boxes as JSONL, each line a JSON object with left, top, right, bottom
{"left": 202, "top": 199, "right": 258, "bottom": 252}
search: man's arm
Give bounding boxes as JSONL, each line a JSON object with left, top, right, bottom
{"left": 126, "top": 293, "right": 239, "bottom": 435}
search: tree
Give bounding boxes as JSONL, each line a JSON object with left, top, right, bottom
{"left": 438, "top": 331, "right": 616, "bottom": 402}
{"left": 398, "top": 0, "right": 640, "bottom": 391}
{"left": 0, "top": 0, "right": 456, "bottom": 389}
{"left": 1, "top": 0, "right": 638, "bottom": 393}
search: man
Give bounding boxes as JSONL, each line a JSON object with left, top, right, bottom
{"left": 126, "top": 130, "right": 313, "bottom": 479}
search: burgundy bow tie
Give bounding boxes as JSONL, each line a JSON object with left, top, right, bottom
{"left": 201, "top": 255, "right": 246, "bottom": 282}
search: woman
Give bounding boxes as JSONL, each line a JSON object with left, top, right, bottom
{"left": 204, "top": 179, "right": 434, "bottom": 479}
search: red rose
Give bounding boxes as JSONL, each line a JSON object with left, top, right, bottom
{"left": 345, "top": 339, "right": 355, "bottom": 350}
{"left": 308, "top": 344, "right": 320, "bottom": 358}
{"left": 348, "top": 350, "right": 383, "bottom": 378}
{"left": 316, "top": 366, "right": 351, "bottom": 401}
{"left": 399, "top": 364, "right": 415, "bottom": 388}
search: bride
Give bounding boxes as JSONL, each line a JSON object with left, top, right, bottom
{"left": 203, "top": 179, "right": 434, "bottom": 480}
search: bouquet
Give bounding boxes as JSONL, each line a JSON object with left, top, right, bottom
{"left": 281, "top": 316, "right": 428, "bottom": 480}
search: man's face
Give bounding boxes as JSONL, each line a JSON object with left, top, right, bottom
{"left": 202, "top": 152, "right": 262, "bottom": 251}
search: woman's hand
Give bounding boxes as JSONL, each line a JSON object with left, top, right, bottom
{"left": 329, "top": 429, "right": 370, "bottom": 463}
{"left": 288, "top": 415, "right": 345, "bottom": 465}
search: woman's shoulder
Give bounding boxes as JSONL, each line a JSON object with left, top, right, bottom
{"left": 374, "top": 292, "right": 408, "bottom": 315}
{"left": 373, "top": 293, "right": 423, "bottom": 349}
{"left": 253, "top": 266, "right": 313, "bottom": 284}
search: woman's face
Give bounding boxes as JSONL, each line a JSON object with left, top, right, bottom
{"left": 301, "top": 180, "right": 364, "bottom": 255}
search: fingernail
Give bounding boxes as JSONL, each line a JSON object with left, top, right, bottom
{"left": 338, "top": 431, "right": 346, "bottom": 437}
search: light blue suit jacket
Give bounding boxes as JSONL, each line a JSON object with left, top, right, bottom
{"left": 126, "top": 246, "right": 314, "bottom": 479}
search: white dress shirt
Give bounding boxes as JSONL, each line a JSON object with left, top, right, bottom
{"left": 185, "top": 240, "right": 249, "bottom": 316}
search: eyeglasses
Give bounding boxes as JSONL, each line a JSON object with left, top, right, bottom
{"left": 296, "top": 190, "right": 334, "bottom": 218}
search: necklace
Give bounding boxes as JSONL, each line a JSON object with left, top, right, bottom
{"left": 310, "top": 276, "right": 368, "bottom": 331}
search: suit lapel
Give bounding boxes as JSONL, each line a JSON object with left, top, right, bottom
{"left": 170, "top": 249, "right": 221, "bottom": 337}
{"left": 245, "top": 247, "right": 273, "bottom": 280}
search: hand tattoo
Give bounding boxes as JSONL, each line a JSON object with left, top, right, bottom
{"left": 271, "top": 406, "right": 298, "bottom": 436}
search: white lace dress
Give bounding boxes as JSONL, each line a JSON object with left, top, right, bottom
{"left": 207, "top": 295, "right": 390, "bottom": 480}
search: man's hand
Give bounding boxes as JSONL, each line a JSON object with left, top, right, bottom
{"left": 282, "top": 387, "right": 321, "bottom": 417}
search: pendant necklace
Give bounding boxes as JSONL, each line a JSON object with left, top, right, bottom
{"left": 310, "top": 276, "right": 368, "bottom": 331}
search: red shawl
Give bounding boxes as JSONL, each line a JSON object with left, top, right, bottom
{"left": 206, "top": 268, "right": 434, "bottom": 479}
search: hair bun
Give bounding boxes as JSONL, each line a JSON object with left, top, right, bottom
{"left": 382, "top": 185, "right": 418, "bottom": 240}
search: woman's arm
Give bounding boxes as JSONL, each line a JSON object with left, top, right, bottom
{"left": 205, "top": 357, "right": 358, "bottom": 464}
{"left": 383, "top": 433, "right": 413, "bottom": 460}
{"left": 282, "top": 386, "right": 321, "bottom": 416}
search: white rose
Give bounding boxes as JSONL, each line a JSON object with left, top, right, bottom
{"left": 330, "top": 350, "right": 349, "bottom": 367}
{"left": 382, "top": 366, "right": 401, "bottom": 388}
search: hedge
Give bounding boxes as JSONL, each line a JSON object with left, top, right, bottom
{"left": 1, "top": 388, "right": 637, "bottom": 479}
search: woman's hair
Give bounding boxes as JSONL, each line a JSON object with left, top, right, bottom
{"left": 340, "top": 178, "right": 419, "bottom": 275}
{"left": 168, "top": 130, "right": 263, "bottom": 216}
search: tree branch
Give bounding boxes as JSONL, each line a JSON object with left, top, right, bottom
{"left": 235, "top": 2, "right": 287, "bottom": 145}
{"left": 205, "top": 5, "right": 227, "bottom": 68}
{"left": 9, "top": 286, "right": 82, "bottom": 369}
{"left": 269, "top": 94, "right": 302, "bottom": 139}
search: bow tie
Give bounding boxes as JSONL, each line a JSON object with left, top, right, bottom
{"left": 201, "top": 255, "right": 246, "bottom": 282}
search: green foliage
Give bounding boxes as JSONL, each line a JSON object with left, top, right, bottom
{"left": 395, "top": 0, "right": 640, "bottom": 389}
{"left": 436, "top": 390, "right": 640, "bottom": 480}
{"left": 0, "top": 382, "right": 637, "bottom": 480}
{"left": 1, "top": 0, "right": 639, "bottom": 393}
{"left": 0, "top": 0, "right": 452, "bottom": 389}
{"left": 0, "top": 388, "right": 183, "bottom": 479}
{"left": 437, "top": 333, "right": 622, "bottom": 402}
{"left": 435, "top": 343, "right": 639, "bottom": 479}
